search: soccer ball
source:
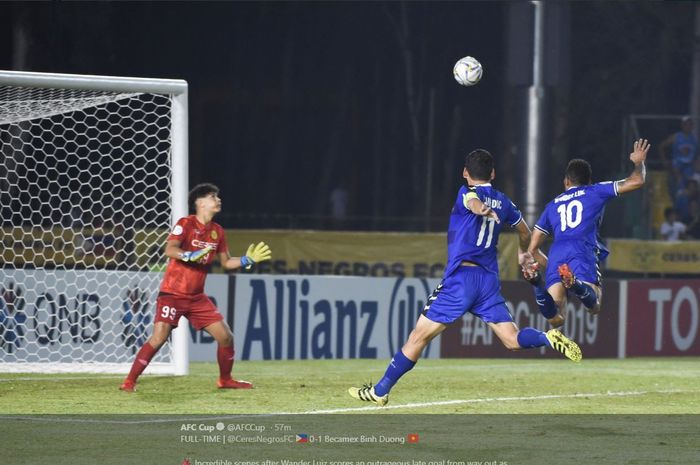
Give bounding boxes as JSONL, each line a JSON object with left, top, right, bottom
{"left": 453, "top": 56, "right": 483, "bottom": 86}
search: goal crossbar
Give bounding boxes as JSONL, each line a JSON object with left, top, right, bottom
{"left": 0, "top": 70, "right": 187, "bottom": 94}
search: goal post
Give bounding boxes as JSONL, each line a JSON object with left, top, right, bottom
{"left": 0, "top": 70, "right": 189, "bottom": 374}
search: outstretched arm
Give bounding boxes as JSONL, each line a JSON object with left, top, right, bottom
{"left": 221, "top": 241, "right": 272, "bottom": 271}
{"left": 617, "top": 138, "right": 650, "bottom": 195}
{"left": 514, "top": 220, "right": 533, "bottom": 267}
{"left": 220, "top": 251, "right": 245, "bottom": 270}
{"left": 527, "top": 228, "right": 548, "bottom": 270}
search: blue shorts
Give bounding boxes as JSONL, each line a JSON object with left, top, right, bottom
{"left": 545, "top": 241, "right": 601, "bottom": 289}
{"left": 422, "top": 265, "right": 513, "bottom": 325}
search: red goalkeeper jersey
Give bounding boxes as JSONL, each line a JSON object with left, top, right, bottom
{"left": 160, "top": 215, "right": 228, "bottom": 296}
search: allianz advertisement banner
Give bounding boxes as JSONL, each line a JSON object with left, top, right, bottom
{"left": 230, "top": 275, "right": 441, "bottom": 361}
{"left": 5, "top": 271, "right": 695, "bottom": 363}
{"left": 0, "top": 270, "right": 441, "bottom": 364}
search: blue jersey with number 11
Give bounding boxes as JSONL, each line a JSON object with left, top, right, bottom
{"left": 444, "top": 183, "right": 523, "bottom": 278}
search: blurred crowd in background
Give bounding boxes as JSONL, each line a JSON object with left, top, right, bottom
{"left": 658, "top": 117, "right": 700, "bottom": 241}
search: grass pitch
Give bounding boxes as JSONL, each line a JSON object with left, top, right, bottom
{"left": 2, "top": 358, "right": 699, "bottom": 465}
{"left": 1, "top": 357, "right": 699, "bottom": 414}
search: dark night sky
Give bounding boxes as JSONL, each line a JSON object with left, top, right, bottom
{"left": 0, "top": 2, "right": 695, "bottom": 234}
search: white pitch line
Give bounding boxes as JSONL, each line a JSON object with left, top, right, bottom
{"left": 0, "top": 389, "right": 696, "bottom": 423}
{"left": 300, "top": 388, "right": 700, "bottom": 414}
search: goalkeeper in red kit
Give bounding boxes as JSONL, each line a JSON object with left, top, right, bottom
{"left": 120, "top": 183, "right": 271, "bottom": 392}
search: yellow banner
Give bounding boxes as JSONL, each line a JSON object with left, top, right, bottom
{"left": 1, "top": 226, "right": 521, "bottom": 280}
{"left": 607, "top": 239, "right": 700, "bottom": 273}
{"left": 0, "top": 226, "right": 166, "bottom": 269}
{"left": 225, "top": 229, "right": 521, "bottom": 280}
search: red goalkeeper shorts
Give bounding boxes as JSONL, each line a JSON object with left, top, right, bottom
{"left": 154, "top": 292, "right": 223, "bottom": 330}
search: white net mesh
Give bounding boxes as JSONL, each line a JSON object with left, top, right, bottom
{"left": 0, "top": 83, "right": 176, "bottom": 373}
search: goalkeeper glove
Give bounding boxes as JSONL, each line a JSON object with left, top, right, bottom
{"left": 239, "top": 241, "right": 272, "bottom": 269}
{"left": 180, "top": 246, "right": 213, "bottom": 263}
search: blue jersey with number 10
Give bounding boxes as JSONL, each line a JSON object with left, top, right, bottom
{"left": 444, "top": 183, "right": 523, "bottom": 278}
{"left": 535, "top": 182, "right": 618, "bottom": 250}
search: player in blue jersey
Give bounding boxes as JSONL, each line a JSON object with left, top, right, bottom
{"left": 523, "top": 139, "right": 649, "bottom": 327}
{"left": 659, "top": 116, "right": 697, "bottom": 193}
{"left": 348, "top": 149, "right": 582, "bottom": 407}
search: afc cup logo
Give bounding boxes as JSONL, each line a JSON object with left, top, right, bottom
{"left": 210, "top": 230, "right": 218, "bottom": 240}
{"left": 388, "top": 278, "right": 434, "bottom": 357}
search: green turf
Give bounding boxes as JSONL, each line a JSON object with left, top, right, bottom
{"left": 2, "top": 359, "right": 700, "bottom": 465}
{"left": 1, "top": 357, "right": 699, "bottom": 414}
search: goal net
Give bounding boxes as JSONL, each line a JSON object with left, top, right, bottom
{"left": 0, "top": 71, "right": 189, "bottom": 374}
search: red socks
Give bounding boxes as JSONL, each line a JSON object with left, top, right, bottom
{"left": 126, "top": 343, "right": 235, "bottom": 383}
{"left": 217, "top": 345, "right": 235, "bottom": 380}
{"left": 125, "top": 342, "right": 157, "bottom": 383}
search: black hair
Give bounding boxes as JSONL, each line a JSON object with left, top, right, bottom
{"left": 464, "top": 149, "right": 494, "bottom": 181}
{"left": 188, "top": 183, "right": 219, "bottom": 213}
{"left": 565, "top": 159, "right": 592, "bottom": 186}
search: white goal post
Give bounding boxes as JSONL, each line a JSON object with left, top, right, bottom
{"left": 0, "top": 70, "right": 189, "bottom": 374}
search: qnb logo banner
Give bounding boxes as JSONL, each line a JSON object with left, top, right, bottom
{"left": 0, "top": 269, "right": 163, "bottom": 363}
{"left": 232, "top": 275, "right": 441, "bottom": 360}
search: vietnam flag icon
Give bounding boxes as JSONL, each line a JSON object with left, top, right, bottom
{"left": 296, "top": 434, "right": 309, "bottom": 443}
{"left": 407, "top": 434, "right": 419, "bottom": 443}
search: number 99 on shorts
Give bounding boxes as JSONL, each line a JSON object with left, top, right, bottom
{"left": 160, "top": 305, "right": 177, "bottom": 320}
